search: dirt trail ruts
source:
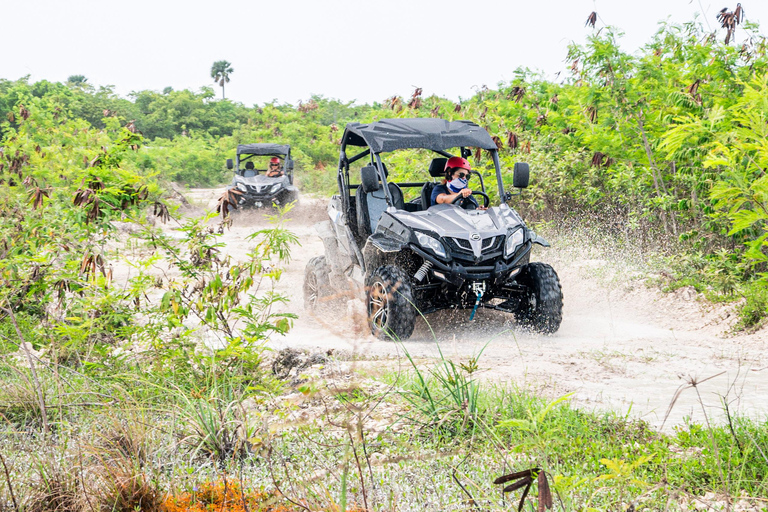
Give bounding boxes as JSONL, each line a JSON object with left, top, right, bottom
{"left": 185, "top": 187, "right": 768, "bottom": 431}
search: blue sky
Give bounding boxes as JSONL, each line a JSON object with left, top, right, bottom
{"left": 4, "top": 0, "right": 766, "bottom": 106}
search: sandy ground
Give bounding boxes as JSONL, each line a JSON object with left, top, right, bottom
{"left": 178, "top": 188, "right": 768, "bottom": 431}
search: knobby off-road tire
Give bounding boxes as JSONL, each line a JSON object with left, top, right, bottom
{"left": 279, "top": 190, "right": 299, "bottom": 207}
{"left": 366, "top": 265, "right": 417, "bottom": 340}
{"left": 303, "top": 256, "right": 330, "bottom": 310}
{"left": 515, "top": 262, "right": 563, "bottom": 334}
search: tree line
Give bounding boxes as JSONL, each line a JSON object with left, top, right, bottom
{"left": 2, "top": 14, "right": 768, "bottom": 325}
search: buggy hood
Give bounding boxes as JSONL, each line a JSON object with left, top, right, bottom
{"left": 392, "top": 204, "right": 524, "bottom": 239}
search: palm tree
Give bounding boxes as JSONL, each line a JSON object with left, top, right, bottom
{"left": 67, "top": 75, "right": 88, "bottom": 85}
{"left": 210, "top": 61, "right": 234, "bottom": 99}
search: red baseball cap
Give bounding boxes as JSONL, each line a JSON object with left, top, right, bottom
{"left": 445, "top": 156, "right": 471, "bottom": 172}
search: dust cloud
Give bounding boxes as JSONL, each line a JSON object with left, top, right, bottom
{"left": 180, "top": 188, "right": 768, "bottom": 431}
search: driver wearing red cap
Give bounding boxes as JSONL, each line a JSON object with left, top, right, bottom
{"left": 430, "top": 156, "right": 482, "bottom": 209}
{"left": 266, "top": 157, "right": 283, "bottom": 177}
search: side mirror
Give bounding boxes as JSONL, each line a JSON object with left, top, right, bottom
{"left": 226, "top": 158, "right": 233, "bottom": 170}
{"left": 513, "top": 162, "right": 529, "bottom": 189}
{"left": 284, "top": 159, "right": 294, "bottom": 171}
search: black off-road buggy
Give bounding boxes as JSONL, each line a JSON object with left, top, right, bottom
{"left": 303, "top": 118, "right": 563, "bottom": 340}
{"left": 226, "top": 143, "right": 299, "bottom": 207}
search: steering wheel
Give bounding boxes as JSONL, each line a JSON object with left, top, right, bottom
{"left": 451, "top": 190, "right": 490, "bottom": 209}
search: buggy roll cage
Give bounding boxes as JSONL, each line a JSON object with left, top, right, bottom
{"left": 336, "top": 119, "right": 507, "bottom": 215}
{"left": 339, "top": 147, "right": 488, "bottom": 193}
{"left": 232, "top": 143, "right": 295, "bottom": 183}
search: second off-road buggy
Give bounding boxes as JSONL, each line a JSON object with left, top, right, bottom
{"left": 226, "top": 143, "right": 299, "bottom": 207}
{"left": 303, "top": 118, "right": 563, "bottom": 340}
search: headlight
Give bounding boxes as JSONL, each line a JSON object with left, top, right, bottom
{"left": 236, "top": 183, "right": 247, "bottom": 192}
{"left": 270, "top": 184, "right": 281, "bottom": 193}
{"left": 415, "top": 232, "right": 447, "bottom": 259}
{"left": 504, "top": 229, "right": 525, "bottom": 257}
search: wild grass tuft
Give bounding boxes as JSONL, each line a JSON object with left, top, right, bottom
{"left": 25, "top": 455, "right": 83, "bottom": 512}
{"left": 398, "top": 343, "right": 485, "bottom": 439}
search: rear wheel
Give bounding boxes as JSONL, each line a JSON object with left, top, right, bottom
{"left": 366, "top": 265, "right": 416, "bottom": 340}
{"left": 303, "top": 256, "right": 330, "bottom": 310}
{"left": 515, "top": 262, "right": 563, "bottom": 334}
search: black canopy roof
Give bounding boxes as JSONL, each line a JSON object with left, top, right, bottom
{"left": 237, "top": 143, "right": 290, "bottom": 156}
{"left": 341, "top": 119, "right": 497, "bottom": 154}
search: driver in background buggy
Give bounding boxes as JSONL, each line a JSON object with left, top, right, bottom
{"left": 430, "top": 156, "right": 484, "bottom": 210}
{"left": 266, "top": 157, "right": 283, "bottom": 177}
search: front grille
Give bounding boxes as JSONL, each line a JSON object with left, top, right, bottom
{"left": 445, "top": 235, "right": 504, "bottom": 263}
{"left": 453, "top": 238, "right": 471, "bottom": 250}
{"left": 445, "top": 237, "right": 473, "bottom": 261}
{"left": 483, "top": 235, "right": 504, "bottom": 252}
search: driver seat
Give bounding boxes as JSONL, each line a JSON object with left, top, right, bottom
{"left": 420, "top": 157, "right": 448, "bottom": 209}
{"left": 356, "top": 165, "right": 404, "bottom": 238}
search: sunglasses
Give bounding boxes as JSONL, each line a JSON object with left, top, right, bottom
{"left": 454, "top": 171, "right": 469, "bottom": 179}
{"left": 270, "top": 163, "right": 279, "bottom": 166}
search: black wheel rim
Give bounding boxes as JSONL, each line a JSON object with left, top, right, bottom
{"left": 368, "top": 281, "right": 389, "bottom": 331}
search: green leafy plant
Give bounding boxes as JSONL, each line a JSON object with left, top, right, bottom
{"left": 399, "top": 344, "right": 486, "bottom": 439}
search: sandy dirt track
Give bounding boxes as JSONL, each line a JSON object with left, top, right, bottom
{"left": 184, "top": 189, "right": 768, "bottom": 431}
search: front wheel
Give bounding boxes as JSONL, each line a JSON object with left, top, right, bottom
{"left": 279, "top": 189, "right": 299, "bottom": 206}
{"left": 366, "top": 265, "right": 417, "bottom": 340}
{"left": 515, "top": 262, "right": 563, "bottom": 334}
{"left": 303, "top": 256, "right": 330, "bottom": 310}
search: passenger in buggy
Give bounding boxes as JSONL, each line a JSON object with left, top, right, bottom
{"left": 430, "top": 156, "right": 484, "bottom": 210}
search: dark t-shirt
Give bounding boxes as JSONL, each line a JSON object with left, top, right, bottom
{"left": 430, "top": 184, "right": 479, "bottom": 209}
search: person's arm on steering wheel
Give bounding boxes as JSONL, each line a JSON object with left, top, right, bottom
{"left": 435, "top": 187, "right": 472, "bottom": 204}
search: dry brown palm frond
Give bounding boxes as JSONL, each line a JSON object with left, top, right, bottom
{"left": 591, "top": 151, "right": 615, "bottom": 168}
{"left": 686, "top": 79, "right": 703, "bottom": 105}
{"left": 494, "top": 468, "right": 552, "bottom": 511}
{"left": 29, "top": 186, "right": 50, "bottom": 210}
{"left": 586, "top": 105, "right": 598, "bottom": 123}
{"left": 686, "top": 79, "right": 700, "bottom": 95}
{"left": 717, "top": 4, "right": 744, "bottom": 44}
{"left": 125, "top": 120, "right": 141, "bottom": 134}
{"left": 153, "top": 201, "right": 170, "bottom": 223}
{"left": 509, "top": 86, "right": 526, "bottom": 103}
{"left": 408, "top": 87, "right": 423, "bottom": 109}
{"left": 217, "top": 188, "right": 243, "bottom": 218}
{"left": 80, "top": 251, "right": 107, "bottom": 278}
{"left": 585, "top": 11, "right": 597, "bottom": 28}
{"left": 507, "top": 131, "right": 519, "bottom": 150}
